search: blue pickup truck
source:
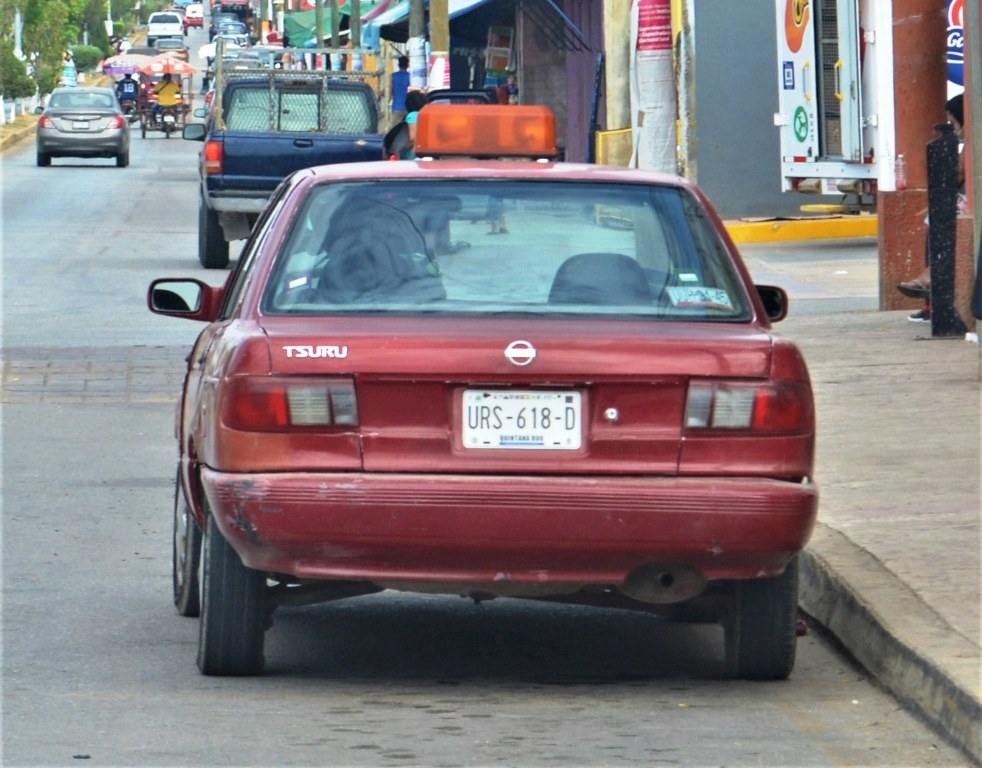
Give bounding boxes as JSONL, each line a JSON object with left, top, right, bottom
{"left": 184, "top": 69, "right": 385, "bottom": 268}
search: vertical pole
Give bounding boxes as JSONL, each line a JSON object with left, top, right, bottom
{"left": 672, "top": 0, "right": 695, "bottom": 182}
{"left": 588, "top": 53, "right": 604, "bottom": 163}
{"left": 965, "top": 0, "right": 982, "bottom": 361}
{"left": 329, "top": 0, "right": 340, "bottom": 48}
{"left": 408, "top": 0, "right": 427, "bottom": 89}
{"left": 14, "top": 9, "right": 23, "bottom": 59}
{"left": 314, "top": 0, "right": 324, "bottom": 51}
{"left": 430, "top": 0, "right": 448, "bottom": 51}
{"left": 926, "top": 123, "right": 966, "bottom": 337}
{"left": 350, "top": 0, "right": 360, "bottom": 49}
{"left": 429, "top": 0, "right": 449, "bottom": 88}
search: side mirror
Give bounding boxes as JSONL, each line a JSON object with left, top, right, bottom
{"left": 34, "top": 105, "right": 44, "bottom": 114}
{"left": 183, "top": 122, "right": 207, "bottom": 141}
{"left": 756, "top": 284, "right": 788, "bottom": 322}
{"left": 148, "top": 278, "right": 222, "bottom": 321}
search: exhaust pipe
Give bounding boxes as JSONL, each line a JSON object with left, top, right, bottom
{"left": 619, "top": 563, "right": 707, "bottom": 604}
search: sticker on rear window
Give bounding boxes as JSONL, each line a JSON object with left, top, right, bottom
{"left": 666, "top": 286, "right": 734, "bottom": 310}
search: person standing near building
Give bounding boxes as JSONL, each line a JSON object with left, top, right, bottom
{"left": 390, "top": 56, "right": 410, "bottom": 129}
{"left": 896, "top": 93, "right": 967, "bottom": 323}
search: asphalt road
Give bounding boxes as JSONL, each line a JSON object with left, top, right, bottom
{"left": 0, "top": 97, "right": 970, "bottom": 766}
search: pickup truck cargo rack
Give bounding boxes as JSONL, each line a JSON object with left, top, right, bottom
{"left": 212, "top": 43, "right": 390, "bottom": 132}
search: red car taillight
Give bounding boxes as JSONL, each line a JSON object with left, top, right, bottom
{"left": 203, "top": 140, "right": 223, "bottom": 174}
{"left": 221, "top": 377, "right": 358, "bottom": 431}
{"left": 38, "top": 115, "right": 54, "bottom": 129}
{"left": 684, "top": 380, "right": 813, "bottom": 434}
{"left": 109, "top": 115, "right": 126, "bottom": 129}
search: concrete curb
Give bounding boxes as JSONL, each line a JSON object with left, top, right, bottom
{"left": 1, "top": 119, "right": 37, "bottom": 153}
{"left": 725, "top": 214, "right": 878, "bottom": 243}
{"left": 800, "top": 523, "right": 982, "bottom": 764}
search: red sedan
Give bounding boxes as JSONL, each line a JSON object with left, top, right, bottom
{"left": 150, "top": 104, "right": 817, "bottom": 678}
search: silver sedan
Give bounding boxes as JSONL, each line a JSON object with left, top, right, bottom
{"left": 35, "top": 87, "right": 131, "bottom": 168}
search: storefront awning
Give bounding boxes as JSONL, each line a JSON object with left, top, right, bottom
{"left": 363, "top": 0, "right": 493, "bottom": 46}
{"left": 282, "top": 0, "right": 388, "bottom": 48}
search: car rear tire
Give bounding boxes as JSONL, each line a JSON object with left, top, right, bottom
{"left": 116, "top": 151, "right": 129, "bottom": 168}
{"left": 722, "top": 555, "right": 799, "bottom": 680}
{"left": 36, "top": 151, "right": 50, "bottom": 167}
{"left": 198, "top": 199, "right": 229, "bottom": 269}
{"left": 172, "top": 470, "right": 201, "bottom": 617}
{"left": 197, "top": 512, "right": 266, "bottom": 676}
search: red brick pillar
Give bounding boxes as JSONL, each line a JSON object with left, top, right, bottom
{"left": 879, "top": 1, "right": 948, "bottom": 311}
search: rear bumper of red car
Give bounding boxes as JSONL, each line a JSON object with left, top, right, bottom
{"left": 201, "top": 469, "right": 817, "bottom": 589}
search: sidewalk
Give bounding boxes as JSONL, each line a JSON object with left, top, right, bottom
{"left": 781, "top": 308, "right": 980, "bottom": 764}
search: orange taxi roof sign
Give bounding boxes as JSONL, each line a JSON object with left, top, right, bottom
{"left": 414, "top": 104, "right": 559, "bottom": 160}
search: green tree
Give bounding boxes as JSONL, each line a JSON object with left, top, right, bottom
{"left": 0, "top": 0, "right": 23, "bottom": 40}
{"left": 63, "top": 0, "right": 89, "bottom": 44}
{"left": 22, "top": 0, "right": 70, "bottom": 95}
{"left": 70, "top": 43, "right": 103, "bottom": 71}
{"left": 0, "top": 39, "right": 37, "bottom": 98}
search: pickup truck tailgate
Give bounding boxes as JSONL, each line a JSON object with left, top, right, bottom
{"left": 216, "top": 131, "right": 383, "bottom": 193}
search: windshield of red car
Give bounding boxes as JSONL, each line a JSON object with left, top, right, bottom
{"left": 261, "top": 180, "right": 751, "bottom": 321}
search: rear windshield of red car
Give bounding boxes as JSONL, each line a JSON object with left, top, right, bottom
{"left": 261, "top": 180, "right": 752, "bottom": 322}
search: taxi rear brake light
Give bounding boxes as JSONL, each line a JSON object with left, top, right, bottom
{"left": 221, "top": 376, "right": 358, "bottom": 430}
{"left": 414, "top": 104, "right": 559, "bottom": 160}
{"left": 684, "top": 381, "right": 813, "bottom": 433}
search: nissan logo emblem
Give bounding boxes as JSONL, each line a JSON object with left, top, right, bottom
{"left": 504, "top": 339, "right": 536, "bottom": 366}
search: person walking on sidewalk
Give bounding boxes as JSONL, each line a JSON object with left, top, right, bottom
{"left": 60, "top": 52, "right": 78, "bottom": 88}
{"left": 896, "top": 93, "right": 967, "bottom": 323}
{"left": 389, "top": 56, "right": 410, "bottom": 130}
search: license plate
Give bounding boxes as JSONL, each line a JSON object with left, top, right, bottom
{"left": 462, "top": 390, "right": 582, "bottom": 450}
{"left": 72, "top": 120, "right": 89, "bottom": 130}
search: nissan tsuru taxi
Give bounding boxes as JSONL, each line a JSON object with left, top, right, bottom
{"left": 149, "top": 104, "right": 817, "bottom": 678}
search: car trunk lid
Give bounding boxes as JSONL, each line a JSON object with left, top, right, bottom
{"left": 259, "top": 317, "right": 773, "bottom": 475}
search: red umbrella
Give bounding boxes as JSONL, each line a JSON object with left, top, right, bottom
{"left": 139, "top": 56, "right": 198, "bottom": 76}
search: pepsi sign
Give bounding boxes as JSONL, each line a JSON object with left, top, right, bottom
{"left": 947, "top": 0, "right": 963, "bottom": 87}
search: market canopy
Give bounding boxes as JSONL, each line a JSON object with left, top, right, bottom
{"left": 101, "top": 53, "right": 156, "bottom": 75}
{"left": 282, "top": 0, "right": 387, "bottom": 48}
{"left": 362, "top": 0, "right": 492, "bottom": 47}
